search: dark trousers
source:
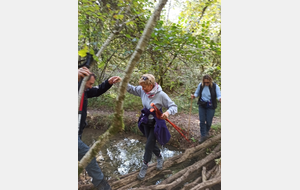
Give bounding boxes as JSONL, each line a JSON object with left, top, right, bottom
{"left": 198, "top": 106, "right": 215, "bottom": 137}
{"left": 78, "top": 136, "right": 104, "bottom": 187}
{"left": 142, "top": 120, "right": 161, "bottom": 163}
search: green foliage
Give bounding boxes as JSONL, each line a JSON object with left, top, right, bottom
{"left": 78, "top": 46, "right": 89, "bottom": 57}
{"left": 190, "top": 137, "right": 196, "bottom": 142}
{"left": 79, "top": 0, "right": 221, "bottom": 116}
{"left": 215, "top": 157, "right": 221, "bottom": 165}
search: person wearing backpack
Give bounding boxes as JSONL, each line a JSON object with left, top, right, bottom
{"left": 191, "top": 74, "right": 221, "bottom": 144}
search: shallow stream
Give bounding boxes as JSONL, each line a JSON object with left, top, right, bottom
{"left": 82, "top": 128, "right": 183, "bottom": 180}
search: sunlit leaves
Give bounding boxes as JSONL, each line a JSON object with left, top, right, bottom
{"left": 113, "top": 14, "right": 124, "bottom": 20}
{"left": 78, "top": 46, "right": 88, "bottom": 57}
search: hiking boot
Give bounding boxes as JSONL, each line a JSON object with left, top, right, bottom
{"left": 156, "top": 156, "right": 164, "bottom": 170}
{"left": 199, "top": 136, "right": 208, "bottom": 144}
{"left": 137, "top": 163, "right": 148, "bottom": 180}
{"left": 96, "top": 179, "right": 111, "bottom": 190}
{"left": 207, "top": 131, "right": 210, "bottom": 137}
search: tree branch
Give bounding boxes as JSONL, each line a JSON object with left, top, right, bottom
{"left": 190, "top": 176, "right": 221, "bottom": 190}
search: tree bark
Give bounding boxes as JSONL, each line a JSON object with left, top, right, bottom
{"left": 181, "top": 165, "right": 217, "bottom": 190}
{"left": 190, "top": 176, "right": 221, "bottom": 190}
{"left": 202, "top": 166, "right": 207, "bottom": 182}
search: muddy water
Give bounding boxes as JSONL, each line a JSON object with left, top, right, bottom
{"left": 81, "top": 128, "right": 182, "bottom": 180}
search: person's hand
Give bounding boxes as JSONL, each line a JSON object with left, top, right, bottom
{"left": 191, "top": 94, "right": 195, "bottom": 99}
{"left": 108, "top": 76, "right": 122, "bottom": 85}
{"left": 219, "top": 98, "right": 221, "bottom": 103}
{"left": 161, "top": 111, "right": 170, "bottom": 120}
{"left": 78, "top": 67, "right": 91, "bottom": 81}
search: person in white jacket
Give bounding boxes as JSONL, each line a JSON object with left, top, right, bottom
{"left": 127, "top": 74, "right": 177, "bottom": 180}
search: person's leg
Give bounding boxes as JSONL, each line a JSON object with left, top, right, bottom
{"left": 146, "top": 125, "right": 163, "bottom": 170}
{"left": 143, "top": 124, "right": 158, "bottom": 163}
{"left": 206, "top": 108, "right": 215, "bottom": 135}
{"left": 78, "top": 136, "right": 106, "bottom": 188}
{"left": 153, "top": 143, "right": 161, "bottom": 157}
{"left": 138, "top": 122, "right": 161, "bottom": 180}
{"left": 198, "top": 106, "right": 207, "bottom": 137}
{"left": 142, "top": 123, "right": 152, "bottom": 164}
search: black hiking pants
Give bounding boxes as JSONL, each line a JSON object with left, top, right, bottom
{"left": 142, "top": 119, "right": 161, "bottom": 163}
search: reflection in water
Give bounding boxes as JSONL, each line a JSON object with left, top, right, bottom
{"left": 97, "top": 138, "right": 182, "bottom": 178}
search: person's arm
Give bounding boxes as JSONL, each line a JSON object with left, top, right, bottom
{"left": 86, "top": 76, "right": 121, "bottom": 98}
{"left": 191, "top": 83, "right": 201, "bottom": 99}
{"left": 127, "top": 83, "right": 143, "bottom": 97}
{"left": 216, "top": 84, "right": 221, "bottom": 102}
{"left": 86, "top": 79, "right": 112, "bottom": 98}
{"left": 161, "top": 92, "right": 178, "bottom": 119}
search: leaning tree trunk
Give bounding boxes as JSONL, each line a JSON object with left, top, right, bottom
{"left": 78, "top": 0, "right": 169, "bottom": 176}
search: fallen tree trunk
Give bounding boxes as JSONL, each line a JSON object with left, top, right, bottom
{"left": 109, "top": 134, "right": 220, "bottom": 189}
{"left": 112, "top": 144, "right": 221, "bottom": 190}
{"left": 143, "top": 144, "right": 221, "bottom": 190}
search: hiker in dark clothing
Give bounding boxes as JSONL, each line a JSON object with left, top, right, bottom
{"left": 127, "top": 74, "right": 177, "bottom": 180}
{"left": 191, "top": 74, "right": 221, "bottom": 144}
{"left": 78, "top": 66, "right": 121, "bottom": 190}
{"left": 78, "top": 67, "right": 121, "bottom": 138}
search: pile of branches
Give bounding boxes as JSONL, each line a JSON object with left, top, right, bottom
{"left": 107, "top": 133, "right": 221, "bottom": 190}
{"left": 78, "top": 133, "right": 221, "bottom": 190}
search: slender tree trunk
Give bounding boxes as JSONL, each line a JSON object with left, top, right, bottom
{"left": 78, "top": 0, "right": 169, "bottom": 176}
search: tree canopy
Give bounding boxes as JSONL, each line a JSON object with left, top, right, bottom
{"left": 78, "top": 0, "right": 221, "bottom": 94}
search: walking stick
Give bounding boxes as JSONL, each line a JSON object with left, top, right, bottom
{"left": 150, "top": 103, "right": 190, "bottom": 143}
{"left": 187, "top": 97, "right": 193, "bottom": 139}
{"left": 78, "top": 53, "right": 93, "bottom": 133}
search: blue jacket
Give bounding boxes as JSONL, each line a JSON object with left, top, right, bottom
{"left": 138, "top": 107, "right": 171, "bottom": 146}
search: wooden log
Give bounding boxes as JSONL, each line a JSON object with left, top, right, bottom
{"left": 190, "top": 176, "right": 221, "bottom": 190}
{"left": 129, "top": 144, "right": 221, "bottom": 190}
{"left": 110, "top": 137, "right": 220, "bottom": 189}
{"left": 161, "top": 144, "right": 221, "bottom": 185}
{"left": 181, "top": 165, "right": 218, "bottom": 190}
{"left": 202, "top": 167, "right": 207, "bottom": 182}
{"left": 78, "top": 183, "right": 94, "bottom": 190}
{"left": 176, "top": 134, "right": 221, "bottom": 164}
